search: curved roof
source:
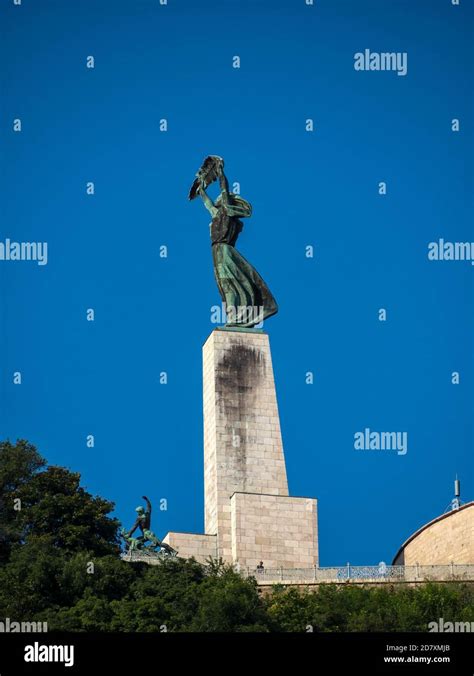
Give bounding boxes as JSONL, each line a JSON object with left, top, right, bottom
{"left": 392, "top": 501, "right": 474, "bottom": 564}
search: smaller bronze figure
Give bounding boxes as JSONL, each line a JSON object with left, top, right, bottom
{"left": 121, "top": 496, "right": 177, "bottom": 557}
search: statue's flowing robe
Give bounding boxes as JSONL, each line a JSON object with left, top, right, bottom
{"left": 210, "top": 209, "right": 278, "bottom": 326}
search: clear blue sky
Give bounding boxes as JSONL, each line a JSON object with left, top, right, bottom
{"left": 1, "top": 0, "right": 472, "bottom": 566}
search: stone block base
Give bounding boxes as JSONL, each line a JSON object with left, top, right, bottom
{"left": 163, "top": 532, "right": 217, "bottom": 564}
{"left": 231, "top": 492, "right": 318, "bottom": 569}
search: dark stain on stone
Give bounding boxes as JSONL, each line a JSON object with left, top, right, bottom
{"left": 216, "top": 341, "right": 266, "bottom": 492}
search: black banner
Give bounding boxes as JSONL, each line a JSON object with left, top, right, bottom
{"left": 0, "top": 632, "right": 472, "bottom": 674}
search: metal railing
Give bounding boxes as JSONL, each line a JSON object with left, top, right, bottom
{"left": 120, "top": 552, "right": 474, "bottom": 584}
{"left": 244, "top": 563, "right": 474, "bottom": 584}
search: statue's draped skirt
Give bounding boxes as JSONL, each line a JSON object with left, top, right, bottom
{"left": 212, "top": 243, "right": 278, "bottom": 325}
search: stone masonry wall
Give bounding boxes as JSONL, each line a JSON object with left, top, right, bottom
{"left": 231, "top": 492, "right": 318, "bottom": 569}
{"left": 395, "top": 503, "right": 474, "bottom": 565}
{"left": 163, "top": 532, "right": 217, "bottom": 564}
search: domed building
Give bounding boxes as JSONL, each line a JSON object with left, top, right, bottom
{"left": 392, "top": 501, "right": 474, "bottom": 566}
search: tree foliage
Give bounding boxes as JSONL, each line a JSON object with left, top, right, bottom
{"left": 0, "top": 439, "right": 473, "bottom": 632}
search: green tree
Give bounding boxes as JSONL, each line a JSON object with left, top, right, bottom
{"left": 190, "top": 561, "right": 269, "bottom": 632}
{"left": 265, "top": 582, "right": 474, "bottom": 632}
{"left": 0, "top": 439, "right": 122, "bottom": 619}
{"left": 108, "top": 557, "right": 205, "bottom": 632}
{"left": 0, "top": 440, "right": 45, "bottom": 562}
{"left": 1, "top": 439, "right": 473, "bottom": 633}
{"left": 15, "top": 465, "right": 120, "bottom": 556}
{"left": 0, "top": 439, "right": 119, "bottom": 559}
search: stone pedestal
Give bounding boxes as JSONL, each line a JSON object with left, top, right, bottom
{"left": 203, "top": 329, "right": 290, "bottom": 561}
{"left": 164, "top": 328, "right": 318, "bottom": 569}
{"left": 162, "top": 532, "right": 217, "bottom": 562}
{"left": 231, "top": 493, "right": 318, "bottom": 569}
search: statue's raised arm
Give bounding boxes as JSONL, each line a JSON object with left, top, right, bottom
{"left": 142, "top": 495, "right": 152, "bottom": 517}
{"left": 198, "top": 180, "right": 217, "bottom": 216}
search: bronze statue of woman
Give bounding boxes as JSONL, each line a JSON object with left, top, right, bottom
{"left": 189, "top": 156, "right": 278, "bottom": 328}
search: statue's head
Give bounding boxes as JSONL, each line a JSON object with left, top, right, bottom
{"left": 215, "top": 193, "right": 252, "bottom": 218}
{"left": 135, "top": 506, "right": 145, "bottom": 514}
